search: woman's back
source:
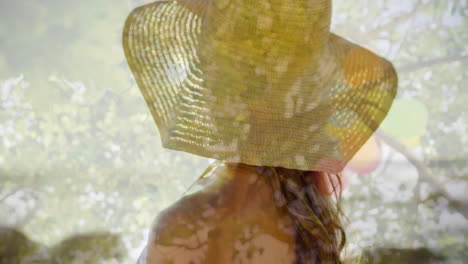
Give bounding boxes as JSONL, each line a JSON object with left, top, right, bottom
{"left": 145, "top": 164, "right": 298, "bottom": 264}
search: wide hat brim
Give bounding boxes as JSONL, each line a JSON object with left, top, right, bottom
{"left": 122, "top": 0, "right": 398, "bottom": 174}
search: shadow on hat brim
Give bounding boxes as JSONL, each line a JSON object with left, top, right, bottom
{"left": 122, "top": 0, "right": 398, "bottom": 173}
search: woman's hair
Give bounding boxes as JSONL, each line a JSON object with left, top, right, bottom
{"left": 182, "top": 160, "right": 351, "bottom": 264}
{"left": 260, "top": 165, "right": 348, "bottom": 264}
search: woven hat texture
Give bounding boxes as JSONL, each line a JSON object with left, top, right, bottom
{"left": 122, "top": 0, "right": 398, "bottom": 174}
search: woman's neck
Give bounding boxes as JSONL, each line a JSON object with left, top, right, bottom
{"left": 212, "top": 163, "right": 279, "bottom": 216}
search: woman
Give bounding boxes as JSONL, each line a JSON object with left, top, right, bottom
{"left": 123, "top": 0, "right": 398, "bottom": 263}
{"left": 142, "top": 161, "right": 347, "bottom": 263}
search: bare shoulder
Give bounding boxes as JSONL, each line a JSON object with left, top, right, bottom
{"left": 149, "top": 167, "right": 240, "bottom": 242}
{"left": 150, "top": 192, "right": 219, "bottom": 243}
{"left": 144, "top": 165, "right": 297, "bottom": 263}
{"left": 147, "top": 194, "right": 218, "bottom": 264}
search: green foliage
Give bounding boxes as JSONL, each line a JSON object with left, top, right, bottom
{"left": 0, "top": 227, "right": 125, "bottom": 264}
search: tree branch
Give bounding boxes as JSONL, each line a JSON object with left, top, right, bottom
{"left": 367, "top": 0, "right": 424, "bottom": 37}
{"left": 374, "top": 129, "right": 468, "bottom": 219}
{"left": 0, "top": 187, "right": 22, "bottom": 202}
{"left": 397, "top": 54, "right": 468, "bottom": 73}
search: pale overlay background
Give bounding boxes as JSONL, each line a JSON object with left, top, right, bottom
{"left": 0, "top": 0, "right": 467, "bottom": 263}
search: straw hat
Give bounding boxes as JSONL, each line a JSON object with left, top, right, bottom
{"left": 122, "top": 0, "right": 398, "bottom": 174}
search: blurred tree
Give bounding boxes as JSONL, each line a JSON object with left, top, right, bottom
{"left": 0, "top": 226, "right": 125, "bottom": 264}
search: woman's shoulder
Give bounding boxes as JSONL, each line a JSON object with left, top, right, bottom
{"left": 144, "top": 191, "right": 225, "bottom": 264}
{"left": 149, "top": 190, "right": 224, "bottom": 244}
{"left": 145, "top": 191, "right": 297, "bottom": 264}
{"left": 144, "top": 165, "right": 297, "bottom": 263}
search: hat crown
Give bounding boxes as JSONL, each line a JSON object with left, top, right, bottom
{"left": 199, "top": 0, "right": 332, "bottom": 58}
{"left": 196, "top": 0, "right": 333, "bottom": 92}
